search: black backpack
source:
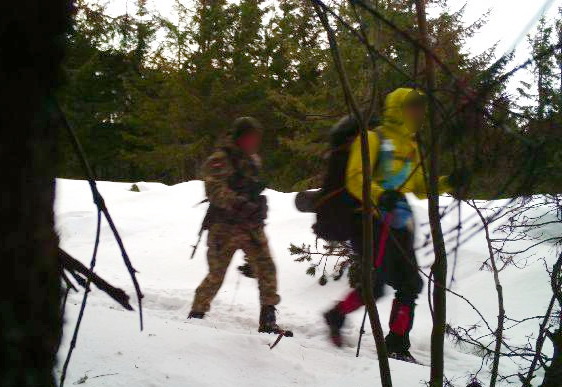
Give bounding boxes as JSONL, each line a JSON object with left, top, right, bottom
{"left": 295, "top": 114, "right": 379, "bottom": 242}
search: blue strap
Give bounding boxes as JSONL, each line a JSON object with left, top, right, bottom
{"left": 376, "top": 130, "right": 412, "bottom": 190}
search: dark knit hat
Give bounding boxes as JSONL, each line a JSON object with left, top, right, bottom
{"left": 231, "top": 116, "right": 263, "bottom": 139}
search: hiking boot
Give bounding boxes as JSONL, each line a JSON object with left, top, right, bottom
{"left": 324, "top": 307, "right": 345, "bottom": 348}
{"left": 188, "top": 311, "right": 205, "bottom": 319}
{"left": 385, "top": 331, "right": 416, "bottom": 362}
{"left": 388, "top": 350, "right": 417, "bottom": 364}
{"left": 258, "top": 305, "right": 293, "bottom": 336}
{"left": 259, "top": 305, "right": 280, "bottom": 333}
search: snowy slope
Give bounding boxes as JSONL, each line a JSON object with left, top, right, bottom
{"left": 54, "top": 179, "right": 557, "bottom": 386}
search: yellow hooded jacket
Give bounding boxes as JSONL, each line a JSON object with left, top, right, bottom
{"left": 346, "top": 88, "right": 450, "bottom": 206}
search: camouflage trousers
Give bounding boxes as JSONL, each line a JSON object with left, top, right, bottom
{"left": 191, "top": 223, "right": 281, "bottom": 313}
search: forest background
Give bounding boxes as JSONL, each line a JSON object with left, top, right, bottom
{"left": 58, "top": 0, "right": 562, "bottom": 196}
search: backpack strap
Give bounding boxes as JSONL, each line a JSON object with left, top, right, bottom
{"left": 373, "top": 129, "right": 414, "bottom": 190}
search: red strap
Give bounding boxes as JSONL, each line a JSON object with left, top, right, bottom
{"left": 375, "top": 213, "right": 393, "bottom": 268}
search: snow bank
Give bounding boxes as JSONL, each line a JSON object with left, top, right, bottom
{"left": 54, "top": 179, "right": 557, "bottom": 386}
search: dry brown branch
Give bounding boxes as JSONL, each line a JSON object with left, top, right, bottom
{"left": 59, "top": 248, "right": 133, "bottom": 311}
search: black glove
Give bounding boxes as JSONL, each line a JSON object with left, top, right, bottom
{"left": 243, "top": 180, "right": 266, "bottom": 199}
{"left": 238, "top": 263, "right": 255, "bottom": 278}
{"left": 448, "top": 167, "right": 472, "bottom": 191}
{"left": 378, "top": 190, "right": 406, "bottom": 212}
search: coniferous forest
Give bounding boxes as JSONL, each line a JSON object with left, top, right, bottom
{"left": 59, "top": 0, "right": 562, "bottom": 195}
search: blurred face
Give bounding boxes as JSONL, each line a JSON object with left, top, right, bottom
{"left": 403, "top": 99, "right": 427, "bottom": 132}
{"left": 236, "top": 130, "right": 263, "bottom": 155}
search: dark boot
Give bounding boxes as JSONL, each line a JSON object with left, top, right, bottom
{"left": 259, "top": 305, "right": 292, "bottom": 336}
{"left": 188, "top": 311, "right": 205, "bottom": 319}
{"left": 385, "top": 332, "right": 416, "bottom": 362}
{"left": 324, "top": 306, "right": 346, "bottom": 348}
{"left": 386, "top": 299, "right": 416, "bottom": 363}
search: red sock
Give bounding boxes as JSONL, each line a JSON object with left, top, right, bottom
{"left": 337, "top": 289, "right": 364, "bottom": 314}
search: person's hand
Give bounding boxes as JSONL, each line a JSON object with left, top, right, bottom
{"left": 378, "top": 190, "right": 406, "bottom": 212}
{"left": 390, "top": 200, "right": 413, "bottom": 230}
{"left": 238, "top": 263, "right": 255, "bottom": 278}
{"left": 377, "top": 190, "right": 413, "bottom": 229}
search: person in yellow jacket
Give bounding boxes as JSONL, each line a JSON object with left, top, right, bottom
{"left": 324, "top": 87, "right": 456, "bottom": 363}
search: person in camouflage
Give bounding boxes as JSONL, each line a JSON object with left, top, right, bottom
{"left": 189, "top": 117, "right": 288, "bottom": 335}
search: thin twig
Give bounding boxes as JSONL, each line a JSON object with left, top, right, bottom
{"left": 309, "top": 2, "right": 392, "bottom": 385}
{"left": 60, "top": 209, "right": 102, "bottom": 387}
{"left": 55, "top": 98, "right": 144, "bottom": 330}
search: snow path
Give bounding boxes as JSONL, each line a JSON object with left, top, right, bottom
{"left": 54, "top": 179, "right": 557, "bottom": 386}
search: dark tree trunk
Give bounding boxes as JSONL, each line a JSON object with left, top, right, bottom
{"left": 541, "top": 329, "right": 562, "bottom": 387}
{"left": 0, "top": 1, "right": 72, "bottom": 385}
{"left": 413, "top": 1, "right": 448, "bottom": 386}
{"left": 541, "top": 253, "right": 562, "bottom": 387}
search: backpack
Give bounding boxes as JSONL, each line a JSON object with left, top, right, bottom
{"left": 295, "top": 114, "right": 380, "bottom": 242}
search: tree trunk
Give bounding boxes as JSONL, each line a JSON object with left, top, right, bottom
{"left": 0, "top": 1, "right": 71, "bottom": 385}
{"left": 540, "top": 253, "right": 562, "bottom": 386}
{"left": 541, "top": 329, "right": 562, "bottom": 387}
{"left": 413, "top": 1, "right": 449, "bottom": 386}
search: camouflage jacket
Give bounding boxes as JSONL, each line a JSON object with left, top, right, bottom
{"left": 202, "top": 142, "right": 267, "bottom": 226}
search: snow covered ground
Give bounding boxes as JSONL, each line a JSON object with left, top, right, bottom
{"left": 54, "top": 179, "right": 558, "bottom": 386}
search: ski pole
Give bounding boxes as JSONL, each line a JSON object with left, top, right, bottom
{"left": 356, "top": 307, "right": 368, "bottom": 357}
{"left": 355, "top": 212, "right": 393, "bottom": 357}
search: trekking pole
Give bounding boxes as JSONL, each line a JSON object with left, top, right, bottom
{"left": 355, "top": 212, "right": 394, "bottom": 358}
{"left": 356, "top": 307, "right": 368, "bottom": 357}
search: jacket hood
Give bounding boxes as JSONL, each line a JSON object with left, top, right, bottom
{"left": 382, "top": 87, "right": 425, "bottom": 135}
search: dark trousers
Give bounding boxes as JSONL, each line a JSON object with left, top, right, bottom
{"left": 350, "top": 218, "right": 423, "bottom": 306}
{"left": 334, "top": 217, "right": 423, "bottom": 351}
{"left": 339, "top": 216, "right": 423, "bottom": 316}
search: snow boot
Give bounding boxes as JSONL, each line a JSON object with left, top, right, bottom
{"left": 386, "top": 331, "right": 416, "bottom": 363}
{"left": 258, "top": 305, "right": 293, "bottom": 336}
{"left": 324, "top": 307, "right": 346, "bottom": 348}
{"left": 188, "top": 311, "right": 205, "bottom": 319}
{"left": 388, "top": 350, "right": 417, "bottom": 363}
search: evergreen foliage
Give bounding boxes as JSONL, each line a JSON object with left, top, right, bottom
{"left": 58, "top": 1, "right": 562, "bottom": 194}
